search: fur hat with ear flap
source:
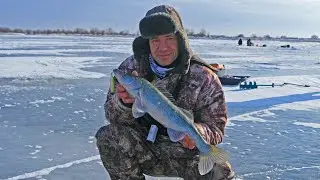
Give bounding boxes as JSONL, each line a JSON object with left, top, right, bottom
{"left": 132, "top": 5, "right": 193, "bottom": 76}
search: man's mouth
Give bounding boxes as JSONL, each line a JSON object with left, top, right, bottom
{"left": 158, "top": 54, "right": 171, "bottom": 58}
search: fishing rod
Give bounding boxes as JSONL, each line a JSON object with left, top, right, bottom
{"left": 239, "top": 81, "right": 311, "bottom": 89}
{"left": 281, "top": 82, "right": 310, "bottom": 87}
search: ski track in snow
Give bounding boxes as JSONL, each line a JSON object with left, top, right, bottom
{"left": 4, "top": 157, "right": 319, "bottom": 180}
{"left": 3, "top": 155, "right": 100, "bottom": 180}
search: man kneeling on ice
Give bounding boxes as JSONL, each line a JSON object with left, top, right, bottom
{"left": 95, "top": 5, "right": 235, "bottom": 180}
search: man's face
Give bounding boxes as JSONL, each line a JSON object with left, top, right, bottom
{"left": 149, "top": 33, "right": 179, "bottom": 66}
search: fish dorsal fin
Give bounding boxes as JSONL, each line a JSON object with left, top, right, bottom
{"left": 153, "top": 79, "right": 194, "bottom": 123}
{"left": 153, "top": 81, "right": 178, "bottom": 105}
{"left": 180, "top": 108, "right": 194, "bottom": 120}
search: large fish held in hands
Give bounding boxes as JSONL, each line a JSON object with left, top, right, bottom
{"left": 113, "top": 69, "right": 230, "bottom": 175}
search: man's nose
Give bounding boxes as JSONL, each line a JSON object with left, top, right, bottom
{"left": 158, "top": 39, "right": 169, "bottom": 51}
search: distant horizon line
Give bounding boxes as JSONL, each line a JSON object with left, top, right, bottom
{"left": 1, "top": 26, "right": 319, "bottom": 42}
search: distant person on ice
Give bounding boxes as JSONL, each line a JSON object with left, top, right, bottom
{"left": 238, "top": 38, "right": 243, "bottom": 45}
{"left": 247, "top": 38, "right": 254, "bottom": 46}
{"left": 95, "top": 4, "right": 234, "bottom": 180}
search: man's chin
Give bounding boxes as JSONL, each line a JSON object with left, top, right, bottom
{"left": 156, "top": 57, "right": 174, "bottom": 66}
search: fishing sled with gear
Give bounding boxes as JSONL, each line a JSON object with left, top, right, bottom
{"left": 189, "top": 57, "right": 250, "bottom": 86}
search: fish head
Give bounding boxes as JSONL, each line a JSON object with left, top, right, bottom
{"left": 113, "top": 69, "right": 142, "bottom": 97}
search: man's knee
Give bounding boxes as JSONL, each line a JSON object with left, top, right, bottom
{"left": 95, "top": 123, "right": 127, "bottom": 149}
{"left": 95, "top": 124, "right": 153, "bottom": 180}
{"left": 95, "top": 124, "right": 123, "bottom": 154}
{"left": 95, "top": 125, "right": 113, "bottom": 141}
{"left": 95, "top": 121, "right": 144, "bottom": 142}
{"left": 95, "top": 123, "right": 148, "bottom": 154}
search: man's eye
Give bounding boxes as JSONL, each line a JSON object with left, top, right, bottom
{"left": 151, "top": 39, "right": 159, "bottom": 42}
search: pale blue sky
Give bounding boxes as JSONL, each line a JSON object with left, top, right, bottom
{"left": 1, "top": 0, "right": 319, "bottom": 38}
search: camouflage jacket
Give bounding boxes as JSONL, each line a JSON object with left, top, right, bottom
{"left": 104, "top": 55, "right": 228, "bottom": 145}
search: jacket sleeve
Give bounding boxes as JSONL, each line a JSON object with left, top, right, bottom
{"left": 194, "top": 70, "right": 227, "bottom": 145}
{"left": 104, "top": 56, "right": 137, "bottom": 124}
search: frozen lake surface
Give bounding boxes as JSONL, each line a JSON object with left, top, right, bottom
{"left": 0, "top": 34, "right": 319, "bottom": 180}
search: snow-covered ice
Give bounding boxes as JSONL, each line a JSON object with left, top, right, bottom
{"left": 0, "top": 34, "right": 319, "bottom": 180}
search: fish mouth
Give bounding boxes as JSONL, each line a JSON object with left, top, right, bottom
{"left": 112, "top": 69, "right": 125, "bottom": 80}
{"left": 112, "top": 69, "right": 138, "bottom": 90}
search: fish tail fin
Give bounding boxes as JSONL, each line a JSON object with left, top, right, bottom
{"left": 198, "top": 145, "right": 230, "bottom": 175}
{"left": 210, "top": 145, "right": 230, "bottom": 164}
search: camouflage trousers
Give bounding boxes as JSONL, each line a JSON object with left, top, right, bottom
{"left": 95, "top": 122, "right": 234, "bottom": 180}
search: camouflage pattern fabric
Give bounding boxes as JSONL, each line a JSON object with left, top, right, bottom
{"left": 104, "top": 55, "right": 227, "bottom": 146}
{"left": 96, "top": 54, "right": 235, "bottom": 179}
{"left": 97, "top": 4, "right": 234, "bottom": 179}
{"left": 96, "top": 122, "right": 234, "bottom": 180}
